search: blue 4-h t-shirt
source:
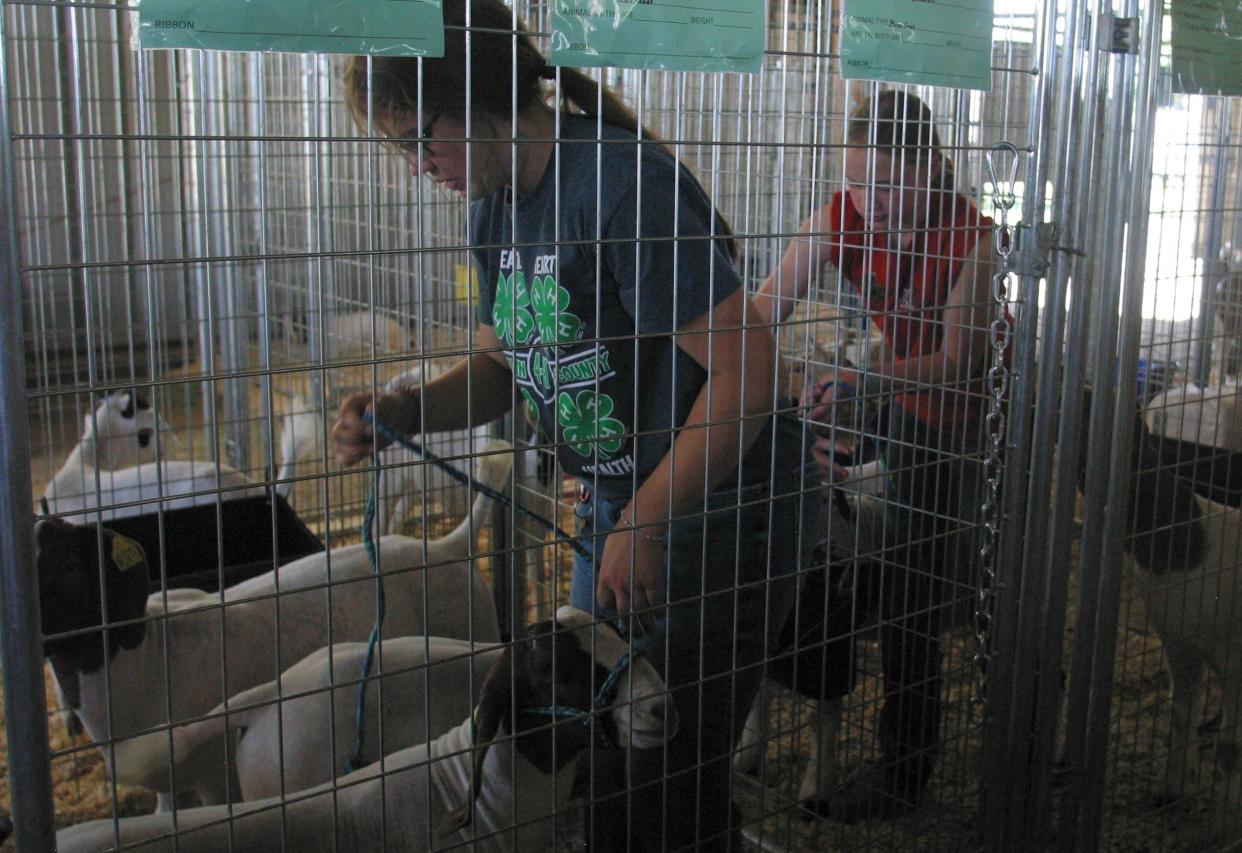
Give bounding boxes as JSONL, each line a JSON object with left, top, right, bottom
{"left": 472, "top": 114, "right": 742, "bottom": 493}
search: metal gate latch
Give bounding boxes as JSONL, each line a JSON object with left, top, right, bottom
{"left": 1006, "top": 221, "right": 1058, "bottom": 278}
{"left": 1098, "top": 14, "right": 1140, "bottom": 54}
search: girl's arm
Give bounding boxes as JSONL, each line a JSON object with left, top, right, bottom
{"left": 829, "top": 233, "right": 999, "bottom": 397}
{"left": 597, "top": 287, "right": 777, "bottom": 616}
{"left": 333, "top": 324, "right": 514, "bottom": 465}
{"left": 630, "top": 287, "right": 776, "bottom": 522}
{"left": 752, "top": 205, "right": 839, "bottom": 325}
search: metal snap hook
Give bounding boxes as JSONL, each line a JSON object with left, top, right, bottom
{"left": 986, "top": 142, "right": 1021, "bottom": 210}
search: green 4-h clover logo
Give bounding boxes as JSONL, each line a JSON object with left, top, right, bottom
{"left": 493, "top": 270, "right": 535, "bottom": 346}
{"left": 557, "top": 390, "right": 625, "bottom": 458}
{"left": 529, "top": 275, "right": 582, "bottom": 345}
{"left": 520, "top": 388, "right": 542, "bottom": 425}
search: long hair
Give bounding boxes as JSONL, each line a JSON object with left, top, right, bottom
{"left": 342, "top": 0, "right": 650, "bottom": 139}
{"left": 342, "top": 0, "right": 737, "bottom": 258}
{"left": 847, "top": 91, "right": 956, "bottom": 192}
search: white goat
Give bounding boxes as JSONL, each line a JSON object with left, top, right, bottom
{"left": 147, "top": 637, "right": 504, "bottom": 800}
{"left": 322, "top": 311, "right": 414, "bottom": 361}
{"left": 56, "top": 607, "right": 677, "bottom": 853}
{"left": 36, "top": 440, "right": 512, "bottom": 810}
{"left": 1211, "top": 272, "right": 1242, "bottom": 379}
{"left": 1119, "top": 415, "right": 1242, "bottom": 812}
{"left": 48, "top": 390, "right": 163, "bottom": 472}
{"left": 1146, "top": 383, "right": 1242, "bottom": 453}
{"left": 43, "top": 392, "right": 321, "bottom": 524}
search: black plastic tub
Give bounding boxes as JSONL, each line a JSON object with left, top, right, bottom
{"left": 101, "top": 492, "right": 324, "bottom": 593}
{"left": 1152, "top": 435, "right": 1242, "bottom": 508}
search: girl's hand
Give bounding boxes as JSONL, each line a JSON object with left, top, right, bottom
{"left": 810, "top": 434, "right": 853, "bottom": 481}
{"left": 802, "top": 372, "right": 857, "bottom": 433}
{"left": 331, "top": 391, "right": 421, "bottom": 466}
{"left": 596, "top": 516, "right": 665, "bottom": 629}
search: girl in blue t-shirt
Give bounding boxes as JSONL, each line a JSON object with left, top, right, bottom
{"left": 332, "top": 1, "right": 817, "bottom": 849}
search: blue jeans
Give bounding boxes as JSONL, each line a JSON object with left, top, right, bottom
{"left": 573, "top": 414, "right": 819, "bottom": 852}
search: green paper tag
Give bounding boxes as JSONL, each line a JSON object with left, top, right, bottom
{"left": 139, "top": 0, "right": 445, "bottom": 57}
{"left": 840, "top": 0, "right": 994, "bottom": 92}
{"left": 1171, "top": 0, "right": 1242, "bottom": 96}
{"left": 550, "top": 0, "right": 766, "bottom": 73}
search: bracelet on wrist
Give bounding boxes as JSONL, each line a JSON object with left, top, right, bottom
{"left": 620, "top": 510, "right": 666, "bottom": 542}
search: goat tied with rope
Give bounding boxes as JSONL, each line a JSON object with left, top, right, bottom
{"left": 56, "top": 607, "right": 677, "bottom": 853}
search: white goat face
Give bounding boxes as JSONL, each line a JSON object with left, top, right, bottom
{"left": 82, "top": 391, "right": 160, "bottom": 470}
{"left": 553, "top": 606, "right": 678, "bottom": 750}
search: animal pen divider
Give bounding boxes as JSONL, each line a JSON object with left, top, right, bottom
{"left": 2, "top": 0, "right": 1242, "bottom": 849}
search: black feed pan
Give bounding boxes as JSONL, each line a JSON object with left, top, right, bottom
{"left": 101, "top": 491, "right": 324, "bottom": 593}
{"left": 1153, "top": 435, "right": 1242, "bottom": 508}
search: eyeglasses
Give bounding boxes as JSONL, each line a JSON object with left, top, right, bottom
{"left": 386, "top": 111, "right": 440, "bottom": 154}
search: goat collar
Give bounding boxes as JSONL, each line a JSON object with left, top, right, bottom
{"left": 521, "top": 647, "right": 642, "bottom": 750}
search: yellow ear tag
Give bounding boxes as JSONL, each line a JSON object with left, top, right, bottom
{"left": 110, "top": 534, "right": 145, "bottom": 573}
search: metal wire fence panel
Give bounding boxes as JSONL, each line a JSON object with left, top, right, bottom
{"left": 4, "top": 0, "right": 1238, "bottom": 850}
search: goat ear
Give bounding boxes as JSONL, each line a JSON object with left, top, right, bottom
{"left": 36, "top": 517, "right": 74, "bottom": 552}
{"left": 36, "top": 520, "right": 104, "bottom": 672}
{"left": 101, "top": 530, "right": 150, "bottom": 652}
{"left": 438, "top": 645, "right": 515, "bottom": 837}
{"left": 35, "top": 518, "right": 88, "bottom": 595}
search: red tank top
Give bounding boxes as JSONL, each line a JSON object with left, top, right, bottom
{"left": 825, "top": 190, "right": 1006, "bottom": 430}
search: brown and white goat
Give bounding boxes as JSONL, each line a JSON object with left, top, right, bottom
{"left": 56, "top": 607, "right": 677, "bottom": 853}
{"left": 1115, "top": 411, "right": 1242, "bottom": 809}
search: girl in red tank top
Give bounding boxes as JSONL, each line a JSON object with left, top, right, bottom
{"left": 756, "top": 94, "right": 1006, "bottom": 435}
{"left": 754, "top": 90, "right": 1008, "bottom": 821}
{"left": 824, "top": 187, "right": 1001, "bottom": 429}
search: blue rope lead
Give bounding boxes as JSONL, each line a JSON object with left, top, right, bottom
{"left": 523, "top": 648, "right": 642, "bottom": 750}
{"left": 344, "top": 481, "right": 383, "bottom": 773}
{"left": 367, "top": 416, "right": 590, "bottom": 561}
{"left": 344, "top": 414, "right": 590, "bottom": 774}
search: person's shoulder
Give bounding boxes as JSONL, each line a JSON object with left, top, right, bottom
{"left": 469, "top": 191, "right": 507, "bottom": 240}
{"left": 936, "top": 193, "right": 992, "bottom": 257}
{"left": 828, "top": 189, "right": 852, "bottom": 220}
{"left": 554, "top": 118, "right": 684, "bottom": 225}
{"left": 822, "top": 189, "right": 862, "bottom": 235}
{"left": 557, "top": 116, "right": 677, "bottom": 182}
{"left": 948, "top": 192, "right": 989, "bottom": 226}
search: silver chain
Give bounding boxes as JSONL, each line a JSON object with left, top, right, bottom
{"left": 973, "top": 143, "right": 1019, "bottom": 709}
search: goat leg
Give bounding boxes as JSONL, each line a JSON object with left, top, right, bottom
{"left": 1158, "top": 641, "right": 1204, "bottom": 806}
{"left": 733, "top": 683, "right": 770, "bottom": 776}
{"left": 797, "top": 696, "right": 843, "bottom": 815}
